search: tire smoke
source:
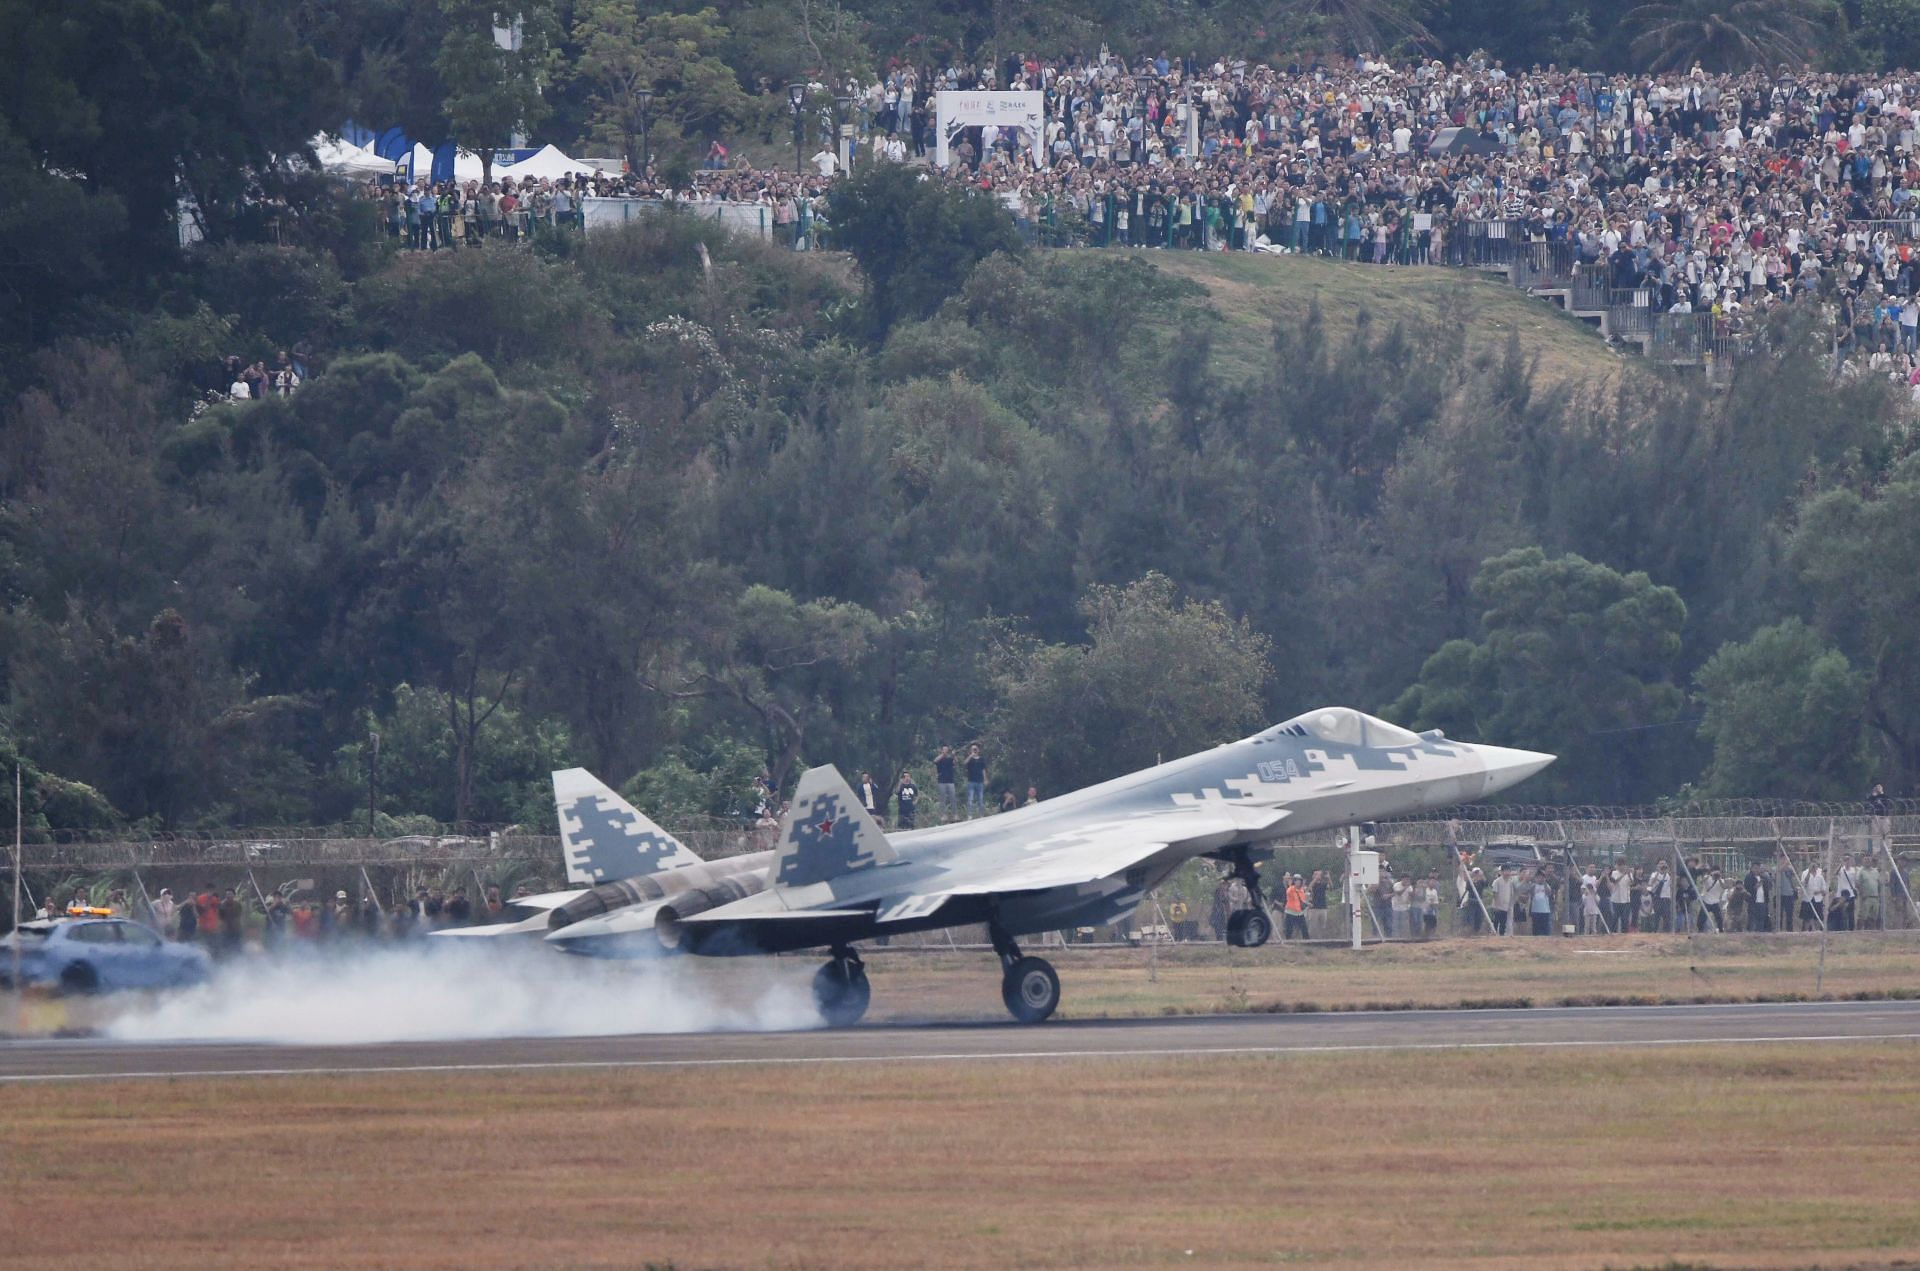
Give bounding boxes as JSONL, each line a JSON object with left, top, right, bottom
{"left": 103, "top": 942, "right": 822, "bottom": 1044}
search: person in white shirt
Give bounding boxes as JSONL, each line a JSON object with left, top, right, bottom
{"left": 1648, "top": 862, "right": 1674, "bottom": 932}
{"left": 1391, "top": 876, "right": 1413, "bottom": 938}
{"left": 1608, "top": 860, "right": 1634, "bottom": 934}
{"left": 1801, "top": 864, "right": 1828, "bottom": 928}
{"left": 1833, "top": 855, "right": 1859, "bottom": 930}
{"left": 1698, "top": 869, "right": 1730, "bottom": 932}
{"left": 1491, "top": 867, "right": 1516, "bottom": 935}
{"left": 811, "top": 148, "right": 838, "bottom": 177}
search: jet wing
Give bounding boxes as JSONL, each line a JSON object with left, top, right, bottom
{"left": 682, "top": 805, "right": 1289, "bottom": 941}
{"left": 930, "top": 804, "right": 1290, "bottom": 899}
{"left": 498, "top": 888, "right": 582, "bottom": 912}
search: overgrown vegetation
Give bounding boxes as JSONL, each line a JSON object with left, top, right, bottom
{"left": 3, "top": 19, "right": 1919, "bottom": 828}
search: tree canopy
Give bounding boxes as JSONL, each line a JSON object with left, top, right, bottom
{"left": 9, "top": 0, "right": 1920, "bottom": 826}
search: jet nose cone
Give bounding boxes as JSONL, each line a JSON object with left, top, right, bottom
{"left": 1474, "top": 744, "right": 1556, "bottom": 796}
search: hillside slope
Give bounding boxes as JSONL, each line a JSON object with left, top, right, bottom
{"left": 1136, "top": 251, "right": 1622, "bottom": 389}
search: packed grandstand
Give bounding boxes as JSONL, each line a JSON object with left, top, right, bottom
{"left": 346, "top": 53, "right": 1920, "bottom": 386}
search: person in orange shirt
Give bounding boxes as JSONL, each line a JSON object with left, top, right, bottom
{"left": 1282, "top": 875, "right": 1310, "bottom": 941}
{"left": 194, "top": 886, "right": 222, "bottom": 945}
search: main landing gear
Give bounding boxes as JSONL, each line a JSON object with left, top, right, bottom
{"left": 990, "top": 920, "right": 1060, "bottom": 1024}
{"left": 1224, "top": 849, "right": 1274, "bottom": 949}
{"left": 812, "top": 947, "right": 871, "bottom": 1027}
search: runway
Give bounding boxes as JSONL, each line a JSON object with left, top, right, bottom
{"left": 3, "top": 998, "right": 1918, "bottom": 1082}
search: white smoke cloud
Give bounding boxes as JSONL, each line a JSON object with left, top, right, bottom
{"left": 103, "top": 941, "right": 823, "bottom": 1044}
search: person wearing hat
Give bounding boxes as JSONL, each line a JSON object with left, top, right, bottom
{"left": 1281, "top": 874, "right": 1309, "bottom": 941}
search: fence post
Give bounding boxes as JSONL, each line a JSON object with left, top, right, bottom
{"left": 1817, "top": 821, "right": 1836, "bottom": 994}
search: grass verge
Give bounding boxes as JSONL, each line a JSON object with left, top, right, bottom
{"left": 3, "top": 1043, "right": 1917, "bottom": 1268}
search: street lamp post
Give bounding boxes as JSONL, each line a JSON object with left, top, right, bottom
{"left": 835, "top": 93, "right": 854, "bottom": 175}
{"left": 634, "top": 87, "right": 653, "bottom": 174}
{"left": 788, "top": 82, "right": 807, "bottom": 174}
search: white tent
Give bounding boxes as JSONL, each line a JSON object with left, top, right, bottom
{"left": 401, "top": 143, "right": 489, "bottom": 182}
{"left": 498, "top": 143, "right": 593, "bottom": 182}
{"left": 310, "top": 135, "right": 395, "bottom": 177}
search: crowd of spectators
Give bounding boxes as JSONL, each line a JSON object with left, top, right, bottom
{"left": 355, "top": 49, "right": 1920, "bottom": 387}
{"left": 38, "top": 882, "right": 512, "bottom": 952}
{"left": 1387, "top": 848, "right": 1916, "bottom": 938}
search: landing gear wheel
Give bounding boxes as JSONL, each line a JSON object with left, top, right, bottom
{"left": 812, "top": 955, "right": 870, "bottom": 1028}
{"left": 1001, "top": 956, "right": 1060, "bottom": 1024}
{"left": 1227, "top": 909, "right": 1273, "bottom": 948}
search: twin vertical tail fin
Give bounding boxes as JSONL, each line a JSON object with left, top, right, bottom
{"left": 773, "top": 765, "right": 897, "bottom": 890}
{"left": 553, "top": 769, "right": 705, "bottom": 885}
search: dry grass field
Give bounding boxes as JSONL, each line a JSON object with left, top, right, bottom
{"left": 3, "top": 1042, "right": 1918, "bottom": 1269}
{"left": 855, "top": 932, "right": 1920, "bottom": 1024}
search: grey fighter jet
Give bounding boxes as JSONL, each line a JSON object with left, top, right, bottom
{"left": 434, "top": 769, "right": 772, "bottom": 951}
{"left": 666, "top": 707, "right": 1551, "bottom": 1025}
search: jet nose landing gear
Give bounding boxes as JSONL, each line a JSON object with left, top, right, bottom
{"left": 1226, "top": 908, "right": 1273, "bottom": 948}
{"left": 813, "top": 948, "right": 871, "bottom": 1027}
{"left": 1223, "top": 847, "right": 1274, "bottom": 948}
{"left": 989, "top": 920, "right": 1060, "bottom": 1023}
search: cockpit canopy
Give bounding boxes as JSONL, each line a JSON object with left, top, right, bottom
{"left": 1260, "top": 706, "right": 1425, "bottom": 750}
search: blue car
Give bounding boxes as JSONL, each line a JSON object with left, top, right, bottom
{"left": 0, "top": 917, "right": 212, "bottom": 994}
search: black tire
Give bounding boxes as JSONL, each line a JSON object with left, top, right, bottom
{"left": 812, "top": 958, "right": 871, "bottom": 1028}
{"left": 59, "top": 962, "right": 99, "bottom": 996}
{"left": 1227, "top": 909, "right": 1273, "bottom": 949}
{"left": 1001, "top": 955, "right": 1060, "bottom": 1024}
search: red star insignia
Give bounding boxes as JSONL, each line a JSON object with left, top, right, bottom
{"left": 816, "top": 817, "right": 835, "bottom": 835}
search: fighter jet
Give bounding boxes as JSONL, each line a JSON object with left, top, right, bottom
{"left": 662, "top": 707, "right": 1552, "bottom": 1025}
{"left": 433, "top": 769, "right": 772, "bottom": 953}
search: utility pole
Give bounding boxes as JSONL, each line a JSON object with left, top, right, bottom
{"left": 368, "top": 731, "right": 381, "bottom": 837}
{"left": 1346, "top": 824, "right": 1374, "bottom": 950}
{"left": 12, "top": 764, "right": 23, "bottom": 1030}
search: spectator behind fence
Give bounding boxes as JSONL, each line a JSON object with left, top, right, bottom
{"left": 1530, "top": 870, "right": 1554, "bottom": 935}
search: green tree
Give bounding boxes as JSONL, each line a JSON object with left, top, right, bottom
{"left": 1858, "top": 0, "right": 1920, "bottom": 67}
{"left": 1790, "top": 458, "right": 1920, "bottom": 787}
{"left": 572, "top": 6, "right": 752, "bottom": 170}
{"left": 7, "top": 608, "right": 304, "bottom": 825}
{"left": 623, "top": 737, "right": 769, "bottom": 824}
{"left": 436, "top": 0, "right": 560, "bottom": 182}
{"left": 1620, "top": 0, "right": 1835, "bottom": 71}
{"left": 0, "top": 0, "right": 336, "bottom": 261}
{"left": 645, "top": 585, "right": 883, "bottom": 791}
{"left": 987, "top": 574, "right": 1272, "bottom": 799}
{"left": 1693, "top": 619, "right": 1871, "bottom": 800}
{"left": 1391, "top": 548, "right": 1691, "bottom": 804}
{"left": 827, "top": 162, "right": 1024, "bottom": 340}
{"left": 1270, "top": 0, "right": 1434, "bottom": 53}
{"left": 726, "top": 0, "right": 872, "bottom": 89}
{"left": 338, "top": 684, "right": 571, "bottom": 826}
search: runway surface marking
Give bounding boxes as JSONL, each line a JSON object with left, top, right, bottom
{"left": 3, "top": 1000, "right": 1918, "bottom": 1083}
{"left": 3, "top": 1030, "right": 1920, "bottom": 1083}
